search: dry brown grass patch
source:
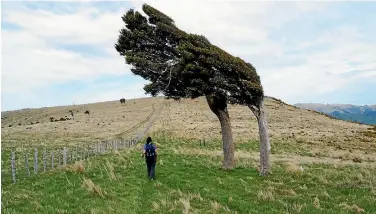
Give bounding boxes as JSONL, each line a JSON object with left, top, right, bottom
{"left": 321, "top": 191, "right": 331, "bottom": 199}
{"left": 228, "top": 196, "right": 233, "bottom": 203}
{"left": 285, "top": 162, "right": 304, "bottom": 175}
{"left": 277, "top": 188, "right": 297, "bottom": 196}
{"left": 104, "top": 159, "right": 117, "bottom": 180}
{"left": 179, "top": 198, "right": 191, "bottom": 214}
{"left": 257, "top": 187, "right": 275, "bottom": 201}
{"left": 339, "top": 203, "right": 365, "bottom": 213}
{"left": 66, "top": 160, "right": 85, "bottom": 173}
{"left": 313, "top": 196, "right": 320, "bottom": 208}
{"left": 285, "top": 203, "right": 305, "bottom": 214}
{"left": 82, "top": 178, "right": 105, "bottom": 197}
{"left": 211, "top": 201, "right": 221, "bottom": 211}
{"left": 151, "top": 201, "right": 160, "bottom": 211}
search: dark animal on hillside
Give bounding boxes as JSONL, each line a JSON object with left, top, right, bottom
{"left": 120, "top": 98, "right": 126, "bottom": 104}
{"left": 49, "top": 117, "right": 55, "bottom": 122}
{"left": 84, "top": 110, "right": 90, "bottom": 115}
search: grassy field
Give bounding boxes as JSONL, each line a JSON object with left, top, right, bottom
{"left": 1, "top": 96, "right": 376, "bottom": 213}
{"left": 2, "top": 133, "right": 376, "bottom": 213}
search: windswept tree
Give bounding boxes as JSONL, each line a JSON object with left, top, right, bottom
{"left": 115, "top": 4, "right": 270, "bottom": 175}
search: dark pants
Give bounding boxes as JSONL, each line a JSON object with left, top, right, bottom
{"left": 146, "top": 158, "right": 156, "bottom": 180}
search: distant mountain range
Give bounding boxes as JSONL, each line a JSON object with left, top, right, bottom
{"left": 295, "top": 103, "right": 376, "bottom": 125}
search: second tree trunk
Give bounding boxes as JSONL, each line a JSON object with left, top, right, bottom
{"left": 249, "top": 98, "right": 270, "bottom": 176}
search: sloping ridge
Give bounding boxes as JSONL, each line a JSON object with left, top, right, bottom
{"left": 2, "top": 96, "right": 374, "bottom": 152}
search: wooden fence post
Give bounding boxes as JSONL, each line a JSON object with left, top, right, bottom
{"left": 11, "top": 151, "right": 16, "bottom": 184}
{"left": 58, "top": 151, "right": 61, "bottom": 168}
{"left": 43, "top": 149, "right": 47, "bottom": 172}
{"left": 51, "top": 151, "right": 54, "bottom": 169}
{"left": 63, "top": 147, "right": 67, "bottom": 166}
{"left": 25, "top": 152, "right": 30, "bottom": 177}
{"left": 34, "top": 148, "right": 38, "bottom": 175}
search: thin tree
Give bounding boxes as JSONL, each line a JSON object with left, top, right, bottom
{"left": 115, "top": 4, "right": 270, "bottom": 175}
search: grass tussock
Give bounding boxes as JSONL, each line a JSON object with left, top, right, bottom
{"left": 313, "top": 196, "right": 320, "bottom": 208}
{"left": 82, "top": 178, "right": 105, "bottom": 197}
{"left": 257, "top": 187, "right": 275, "bottom": 201}
{"left": 285, "top": 162, "right": 304, "bottom": 175}
{"left": 339, "top": 203, "right": 365, "bottom": 213}
{"left": 179, "top": 197, "right": 191, "bottom": 214}
{"left": 104, "top": 159, "right": 117, "bottom": 181}
{"left": 285, "top": 203, "right": 305, "bottom": 214}
{"left": 66, "top": 160, "right": 85, "bottom": 173}
{"left": 277, "top": 188, "right": 297, "bottom": 196}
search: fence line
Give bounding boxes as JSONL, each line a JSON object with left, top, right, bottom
{"left": 5, "top": 101, "right": 166, "bottom": 185}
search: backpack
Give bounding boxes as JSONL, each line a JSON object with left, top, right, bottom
{"left": 145, "top": 143, "right": 155, "bottom": 158}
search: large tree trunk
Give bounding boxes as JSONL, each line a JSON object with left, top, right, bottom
{"left": 249, "top": 98, "right": 270, "bottom": 176}
{"left": 206, "top": 95, "right": 235, "bottom": 169}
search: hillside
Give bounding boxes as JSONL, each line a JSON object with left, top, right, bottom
{"left": 2, "top": 96, "right": 376, "bottom": 213}
{"left": 295, "top": 103, "right": 376, "bottom": 125}
{"left": 2, "top": 96, "right": 375, "bottom": 159}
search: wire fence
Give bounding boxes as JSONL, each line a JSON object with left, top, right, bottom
{"left": 2, "top": 102, "right": 166, "bottom": 185}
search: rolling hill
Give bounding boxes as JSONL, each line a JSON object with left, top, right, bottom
{"left": 2, "top": 96, "right": 375, "bottom": 160}
{"left": 1, "top": 96, "right": 376, "bottom": 213}
{"left": 295, "top": 103, "right": 376, "bottom": 125}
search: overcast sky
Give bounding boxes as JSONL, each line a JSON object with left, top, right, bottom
{"left": 1, "top": 1, "right": 376, "bottom": 111}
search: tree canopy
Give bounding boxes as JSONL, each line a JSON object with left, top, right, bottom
{"left": 115, "top": 4, "right": 264, "bottom": 107}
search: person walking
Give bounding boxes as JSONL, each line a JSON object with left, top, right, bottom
{"left": 142, "top": 137, "right": 157, "bottom": 180}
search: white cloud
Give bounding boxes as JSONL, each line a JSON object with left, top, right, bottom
{"left": 2, "top": 3, "right": 133, "bottom": 97}
{"left": 3, "top": 4, "right": 125, "bottom": 45}
{"left": 1, "top": 1, "right": 375, "bottom": 111}
{"left": 132, "top": 1, "right": 376, "bottom": 103}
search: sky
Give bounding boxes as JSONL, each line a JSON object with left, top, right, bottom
{"left": 1, "top": 0, "right": 376, "bottom": 111}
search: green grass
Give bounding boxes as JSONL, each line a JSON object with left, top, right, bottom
{"left": 2, "top": 136, "right": 376, "bottom": 213}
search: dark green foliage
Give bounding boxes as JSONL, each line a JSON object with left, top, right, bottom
{"left": 115, "top": 4, "right": 264, "bottom": 106}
